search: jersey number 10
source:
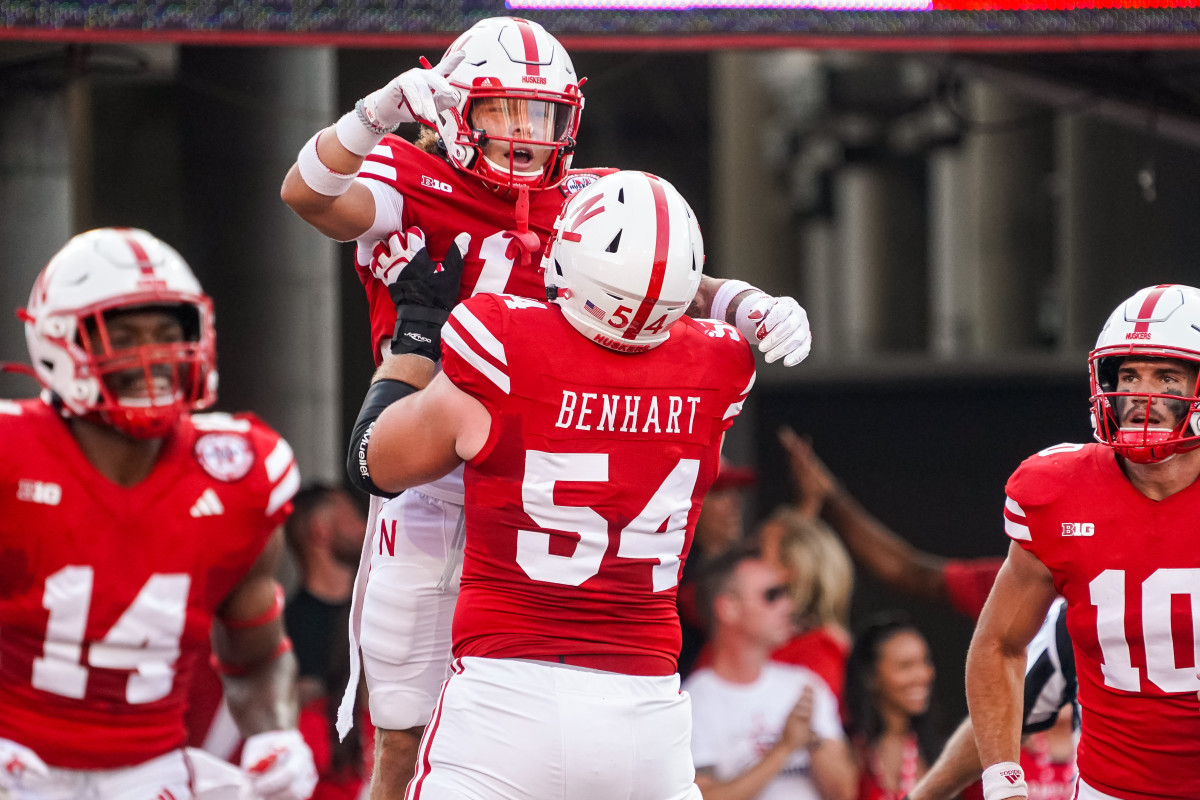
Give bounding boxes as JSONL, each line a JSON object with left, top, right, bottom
{"left": 1091, "top": 568, "right": 1200, "bottom": 694}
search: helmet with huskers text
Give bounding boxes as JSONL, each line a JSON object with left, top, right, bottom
{"left": 21, "top": 227, "right": 217, "bottom": 439}
{"left": 430, "top": 17, "right": 583, "bottom": 191}
{"left": 543, "top": 171, "right": 704, "bottom": 353}
{"left": 1090, "top": 283, "right": 1200, "bottom": 463}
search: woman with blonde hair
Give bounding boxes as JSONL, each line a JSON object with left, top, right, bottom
{"left": 761, "top": 507, "right": 855, "bottom": 703}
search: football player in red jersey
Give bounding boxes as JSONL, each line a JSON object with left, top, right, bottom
{"left": 279, "top": 15, "right": 813, "bottom": 797}
{"left": 0, "top": 228, "right": 317, "bottom": 800}
{"left": 344, "top": 171, "right": 754, "bottom": 799}
{"left": 967, "top": 284, "right": 1200, "bottom": 800}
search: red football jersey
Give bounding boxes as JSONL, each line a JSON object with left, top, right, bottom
{"left": 355, "top": 136, "right": 616, "bottom": 364}
{"left": 440, "top": 294, "right": 756, "bottom": 676}
{"left": 0, "top": 399, "right": 299, "bottom": 769}
{"left": 1004, "top": 443, "right": 1200, "bottom": 800}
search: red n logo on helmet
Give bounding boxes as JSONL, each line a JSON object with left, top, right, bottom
{"left": 562, "top": 194, "right": 605, "bottom": 243}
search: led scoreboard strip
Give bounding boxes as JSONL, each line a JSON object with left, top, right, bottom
{"left": 3, "top": 0, "right": 1200, "bottom": 48}
{"left": 513, "top": 0, "right": 1199, "bottom": 7}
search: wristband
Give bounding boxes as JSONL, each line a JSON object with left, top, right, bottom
{"left": 210, "top": 637, "right": 293, "bottom": 677}
{"left": 336, "top": 107, "right": 387, "bottom": 157}
{"left": 390, "top": 306, "right": 450, "bottom": 361}
{"left": 981, "top": 762, "right": 1027, "bottom": 800}
{"left": 733, "top": 290, "right": 772, "bottom": 343}
{"left": 219, "top": 583, "right": 285, "bottom": 630}
{"left": 297, "top": 132, "right": 356, "bottom": 197}
{"left": 709, "top": 279, "right": 758, "bottom": 326}
{"left": 355, "top": 97, "right": 401, "bottom": 136}
{"left": 346, "top": 379, "right": 420, "bottom": 498}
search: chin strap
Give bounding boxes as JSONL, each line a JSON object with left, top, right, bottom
{"left": 504, "top": 185, "right": 542, "bottom": 270}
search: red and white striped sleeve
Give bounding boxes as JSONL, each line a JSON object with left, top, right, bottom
{"left": 1004, "top": 495, "right": 1032, "bottom": 542}
{"left": 441, "top": 295, "right": 513, "bottom": 405}
{"left": 262, "top": 434, "right": 301, "bottom": 525}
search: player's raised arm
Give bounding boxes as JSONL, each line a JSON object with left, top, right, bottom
{"left": 280, "top": 50, "right": 464, "bottom": 241}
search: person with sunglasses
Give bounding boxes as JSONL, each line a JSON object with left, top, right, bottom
{"left": 684, "top": 544, "right": 857, "bottom": 800}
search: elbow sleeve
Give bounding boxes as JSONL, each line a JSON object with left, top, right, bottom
{"left": 346, "top": 378, "right": 419, "bottom": 498}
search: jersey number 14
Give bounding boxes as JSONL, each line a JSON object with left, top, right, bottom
{"left": 33, "top": 566, "right": 189, "bottom": 703}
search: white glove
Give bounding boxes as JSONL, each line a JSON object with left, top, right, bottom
{"left": 369, "top": 228, "right": 471, "bottom": 286}
{"left": 737, "top": 293, "right": 812, "bottom": 367}
{"left": 360, "top": 50, "right": 465, "bottom": 131}
{"left": 241, "top": 730, "right": 318, "bottom": 800}
{"left": 0, "top": 737, "right": 49, "bottom": 789}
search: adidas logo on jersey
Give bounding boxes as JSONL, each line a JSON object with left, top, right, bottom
{"left": 421, "top": 175, "right": 453, "bottom": 193}
{"left": 190, "top": 488, "right": 225, "bottom": 518}
{"left": 1061, "top": 522, "right": 1094, "bottom": 537}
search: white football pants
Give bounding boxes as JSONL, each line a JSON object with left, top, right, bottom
{"left": 405, "top": 657, "right": 702, "bottom": 800}
{"left": 359, "top": 489, "right": 464, "bottom": 731}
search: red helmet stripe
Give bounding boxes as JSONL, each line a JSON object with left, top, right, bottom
{"left": 1132, "top": 283, "right": 1175, "bottom": 334}
{"left": 513, "top": 18, "right": 541, "bottom": 77}
{"left": 122, "top": 235, "right": 157, "bottom": 277}
{"left": 623, "top": 175, "right": 670, "bottom": 341}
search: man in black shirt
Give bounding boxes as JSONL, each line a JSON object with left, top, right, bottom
{"left": 284, "top": 484, "right": 367, "bottom": 698}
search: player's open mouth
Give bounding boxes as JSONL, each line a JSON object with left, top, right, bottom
{"left": 511, "top": 147, "right": 535, "bottom": 168}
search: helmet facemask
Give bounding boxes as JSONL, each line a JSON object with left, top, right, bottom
{"left": 80, "top": 303, "right": 215, "bottom": 439}
{"left": 463, "top": 94, "right": 576, "bottom": 183}
{"left": 1090, "top": 351, "right": 1200, "bottom": 464}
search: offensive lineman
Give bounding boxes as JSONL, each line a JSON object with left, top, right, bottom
{"left": 0, "top": 229, "right": 316, "bottom": 800}
{"left": 350, "top": 170, "right": 753, "bottom": 799}
{"left": 967, "top": 284, "right": 1200, "bottom": 800}
{"left": 279, "top": 15, "right": 813, "bottom": 796}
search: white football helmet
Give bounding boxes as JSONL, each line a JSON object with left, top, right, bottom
{"left": 543, "top": 171, "right": 704, "bottom": 353}
{"left": 20, "top": 227, "right": 217, "bottom": 439}
{"left": 429, "top": 17, "right": 583, "bottom": 191}
{"left": 1089, "top": 284, "right": 1200, "bottom": 463}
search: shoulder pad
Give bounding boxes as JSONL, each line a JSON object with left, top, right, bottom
{"left": 443, "top": 294, "right": 512, "bottom": 398}
{"left": 1006, "top": 443, "right": 1089, "bottom": 509}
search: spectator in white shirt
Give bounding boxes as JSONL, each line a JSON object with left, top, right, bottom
{"left": 684, "top": 544, "right": 857, "bottom": 800}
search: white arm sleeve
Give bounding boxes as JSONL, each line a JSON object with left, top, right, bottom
{"left": 351, "top": 177, "right": 407, "bottom": 250}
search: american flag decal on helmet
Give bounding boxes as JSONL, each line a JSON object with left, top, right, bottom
{"left": 584, "top": 300, "right": 606, "bottom": 320}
